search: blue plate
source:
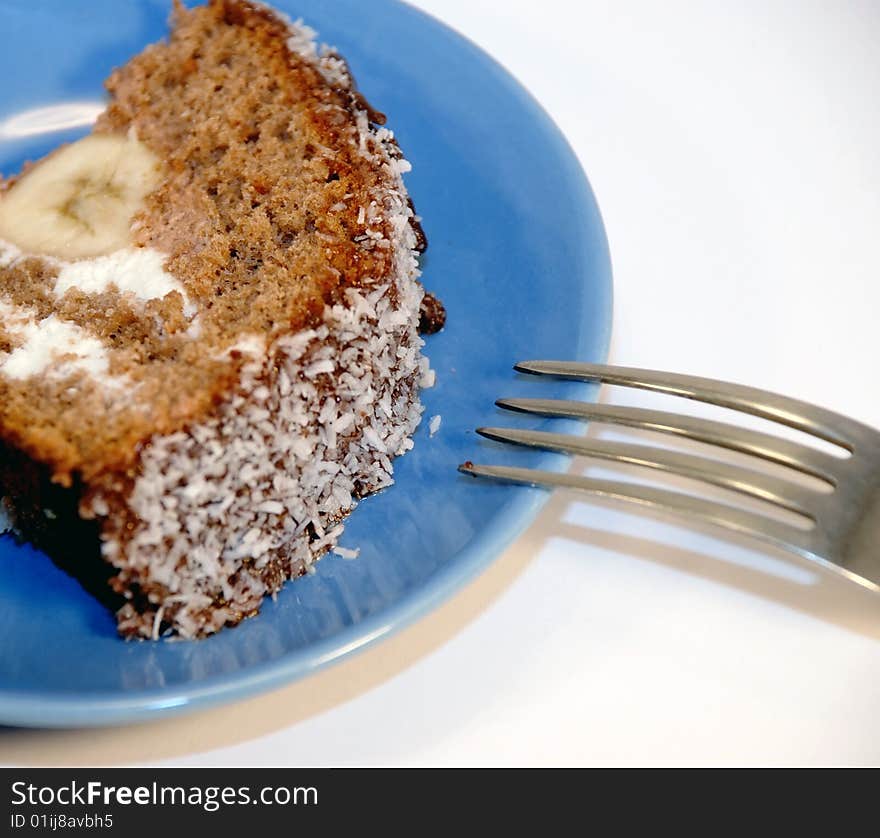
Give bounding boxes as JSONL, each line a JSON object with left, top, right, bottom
{"left": 0, "top": 0, "right": 611, "bottom": 727}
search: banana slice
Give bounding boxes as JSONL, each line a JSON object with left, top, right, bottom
{"left": 0, "top": 133, "right": 162, "bottom": 260}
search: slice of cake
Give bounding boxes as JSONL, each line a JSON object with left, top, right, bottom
{"left": 0, "top": 0, "right": 443, "bottom": 639}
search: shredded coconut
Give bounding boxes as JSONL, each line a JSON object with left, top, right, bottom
{"left": 0, "top": 498, "right": 12, "bottom": 535}
{"left": 429, "top": 415, "right": 441, "bottom": 437}
{"left": 101, "top": 250, "right": 426, "bottom": 637}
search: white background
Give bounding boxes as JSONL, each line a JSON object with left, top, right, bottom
{"left": 5, "top": 0, "right": 880, "bottom": 766}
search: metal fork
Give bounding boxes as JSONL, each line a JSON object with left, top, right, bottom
{"left": 458, "top": 362, "right": 880, "bottom": 590}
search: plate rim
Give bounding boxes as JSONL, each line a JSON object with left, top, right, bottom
{"left": 0, "top": 0, "right": 613, "bottom": 728}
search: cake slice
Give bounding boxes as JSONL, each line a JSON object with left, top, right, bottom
{"left": 0, "top": 0, "right": 443, "bottom": 639}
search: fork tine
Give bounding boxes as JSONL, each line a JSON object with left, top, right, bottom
{"left": 476, "top": 427, "right": 820, "bottom": 518}
{"left": 514, "top": 361, "right": 869, "bottom": 451}
{"left": 496, "top": 398, "right": 841, "bottom": 483}
{"left": 458, "top": 463, "right": 816, "bottom": 558}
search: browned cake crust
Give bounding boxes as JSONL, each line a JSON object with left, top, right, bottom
{"left": 0, "top": 0, "right": 441, "bottom": 638}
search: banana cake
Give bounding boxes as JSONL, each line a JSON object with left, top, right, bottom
{"left": 0, "top": 0, "right": 443, "bottom": 638}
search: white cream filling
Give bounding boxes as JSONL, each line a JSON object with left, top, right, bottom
{"left": 0, "top": 239, "right": 197, "bottom": 388}
{"left": 0, "top": 298, "right": 115, "bottom": 382}
{"left": 54, "top": 247, "right": 189, "bottom": 309}
{"left": 1, "top": 237, "right": 195, "bottom": 317}
{"left": 0, "top": 240, "right": 194, "bottom": 387}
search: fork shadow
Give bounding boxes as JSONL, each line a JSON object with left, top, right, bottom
{"left": 1, "top": 471, "right": 877, "bottom": 766}
{"left": 546, "top": 492, "right": 880, "bottom": 640}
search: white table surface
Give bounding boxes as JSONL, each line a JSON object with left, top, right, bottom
{"left": 5, "top": 0, "right": 880, "bottom": 767}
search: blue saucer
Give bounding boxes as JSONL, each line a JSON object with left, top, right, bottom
{"left": 0, "top": 0, "right": 611, "bottom": 727}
